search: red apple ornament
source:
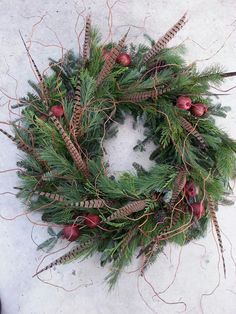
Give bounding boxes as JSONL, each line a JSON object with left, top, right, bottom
{"left": 184, "top": 181, "right": 197, "bottom": 198}
{"left": 176, "top": 96, "right": 192, "bottom": 110}
{"left": 50, "top": 105, "right": 64, "bottom": 117}
{"left": 190, "top": 103, "right": 207, "bottom": 117}
{"left": 63, "top": 225, "right": 80, "bottom": 241}
{"left": 189, "top": 202, "right": 204, "bottom": 219}
{"left": 116, "top": 52, "right": 131, "bottom": 67}
{"left": 84, "top": 214, "right": 100, "bottom": 228}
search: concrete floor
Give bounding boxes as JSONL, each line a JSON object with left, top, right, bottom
{"left": 0, "top": 0, "right": 236, "bottom": 313}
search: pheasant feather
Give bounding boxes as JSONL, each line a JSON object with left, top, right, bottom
{"left": 83, "top": 15, "right": 91, "bottom": 61}
{"left": 33, "top": 239, "right": 94, "bottom": 277}
{"left": 0, "top": 128, "right": 40, "bottom": 162}
{"left": 19, "top": 31, "right": 49, "bottom": 109}
{"left": 179, "top": 117, "right": 207, "bottom": 148}
{"left": 96, "top": 29, "right": 129, "bottom": 87}
{"left": 71, "top": 74, "right": 83, "bottom": 137}
{"left": 106, "top": 200, "right": 146, "bottom": 222}
{"left": 49, "top": 113, "right": 89, "bottom": 178}
{"left": 119, "top": 228, "right": 135, "bottom": 256}
{"left": 35, "top": 191, "right": 109, "bottom": 208}
{"left": 207, "top": 195, "right": 226, "bottom": 277}
{"left": 169, "top": 166, "right": 187, "bottom": 208}
{"left": 143, "top": 13, "right": 187, "bottom": 63}
{"left": 123, "top": 86, "right": 171, "bottom": 102}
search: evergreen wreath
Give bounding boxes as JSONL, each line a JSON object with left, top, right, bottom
{"left": 1, "top": 13, "right": 236, "bottom": 288}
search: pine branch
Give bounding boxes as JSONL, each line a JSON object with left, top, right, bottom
{"left": 83, "top": 15, "right": 92, "bottom": 61}
{"left": 207, "top": 195, "right": 226, "bottom": 277}
{"left": 105, "top": 200, "right": 146, "bottom": 222}
{"left": 96, "top": 29, "right": 129, "bottom": 87}
{"left": 33, "top": 238, "right": 94, "bottom": 277}
{"left": 143, "top": 13, "right": 187, "bottom": 63}
{"left": 179, "top": 117, "right": 207, "bottom": 148}
{"left": 49, "top": 113, "right": 89, "bottom": 178}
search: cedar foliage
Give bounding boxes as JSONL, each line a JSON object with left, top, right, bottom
{"left": 1, "top": 16, "right": 236, "bottom": 288}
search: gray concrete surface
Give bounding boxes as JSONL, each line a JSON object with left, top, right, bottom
{"left": 0, "top": 1, "right": 236, "bottom": 313}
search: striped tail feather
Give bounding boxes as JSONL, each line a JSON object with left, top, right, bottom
{"left": 0, "top": 128, "right": 16, "bottom": 142}
{"left": 96, "top": 29, "right": 129, "bottom": 87}
{"left": 19, "top": 31, "right": 49, "bottom": 109}
{"left": 207, "top": 195, "right": 226, "bottom": 277}
{"left": 35, "top": 191, "right": 109, "bottom": 208}
{"left": 83, "top": 15, "right": 92, "bottom": 61}
{"left": 33, "top": 239, "right": 94, "bottom": 277}
{"left": 119, "top": 228, "right": 135, "bottom": 257}
{"left": 143, "top": 13, "right": 187, "bottom": 63}
{"left": 49, "top": 113, "right": 89, "bottom": 178}
{"left": 0, "top": 128, "right": 41, "bottom": 162}
{"left": 70, "top": 74, "right": 83, "bottom": 137}
{"left": 79, "top": 199, "right": 109, "bottom": 208}
{"left": 169, "top": 166, "right": 187, "bottom": 208}
{"left": 123, "top": 86, "right": 171, "bottom": 102}
{"left": 179, "top": 116, "right": 207, "bottom": 148}
{"left": 105, "top": 200, "right": 146, "bottom": 222}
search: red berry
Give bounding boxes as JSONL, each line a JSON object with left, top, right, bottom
{"left": 50, "top": 105, "right": 64, "bottom": 117}
{"left": 63, "top": 225, "right": 80, "bottom": 241}
{"left": 84, "top": 214, "right": 100, "bottom": 228}
{"left": 184, "top": 181, "right": 197, "bottom": 198}
{"left": 190, "top": 103, "right": 206, "bottom": 117}
{"left": 189, "top": 202, "right": 204, "bottom": 219}
{"left": 176, "top": 96, "right": 192, "bottom": 110}
{"left": 116, "top": 52, "right": 131, "bottom": 67}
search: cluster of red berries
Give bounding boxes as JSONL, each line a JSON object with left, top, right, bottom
{"left": 63, "top": 214, "right": 100, "bottom": 241}
{"left": 176, "top": 96, "right": 208, "bottom": 117}
{"left": 184, "top": 181, "right": 204, "bottom": 219}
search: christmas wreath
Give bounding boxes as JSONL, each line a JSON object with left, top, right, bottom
{"left": 1, "top": 13, "right": 236, "bottom": 288}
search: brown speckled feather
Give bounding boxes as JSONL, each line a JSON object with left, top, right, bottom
{"left": 49, "top": 113, "right": 89, "bottom": 178}
{"left": 208, "top": 195, "right": 226, "bottom": 277}
{"left": 0, "top": 128, "right": 41, "bottom": 162}
{"left": 179, "top": 117, "right": 206, "bottom": 148}
{"left": 169, "top": 166, "right": 187, "bottom": 208}
{"left": 83, "top": 15, "right": 92, "bottom": 61}
{"left": 71, "top": 74, "right": 83, "bottom": 137}
{"left": 19, "top": 31, "right": 49, "bottom": 109}
{"left": 96, "top": 29, "right": 129, "bottom": 87}
{"left": 106, "top": 200, "right": 146, "bottom": 222}
{"left": 33, "top": 239, "right": 94, "bottom": 277}
{"left": 143, "top": 13, "right": 187, "bottom": 63}
{"left": 123, "top": 86, "right": 171, "bottom": 102}
{"left": 35, "top": 191, "right": 108, "bottom": 208}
